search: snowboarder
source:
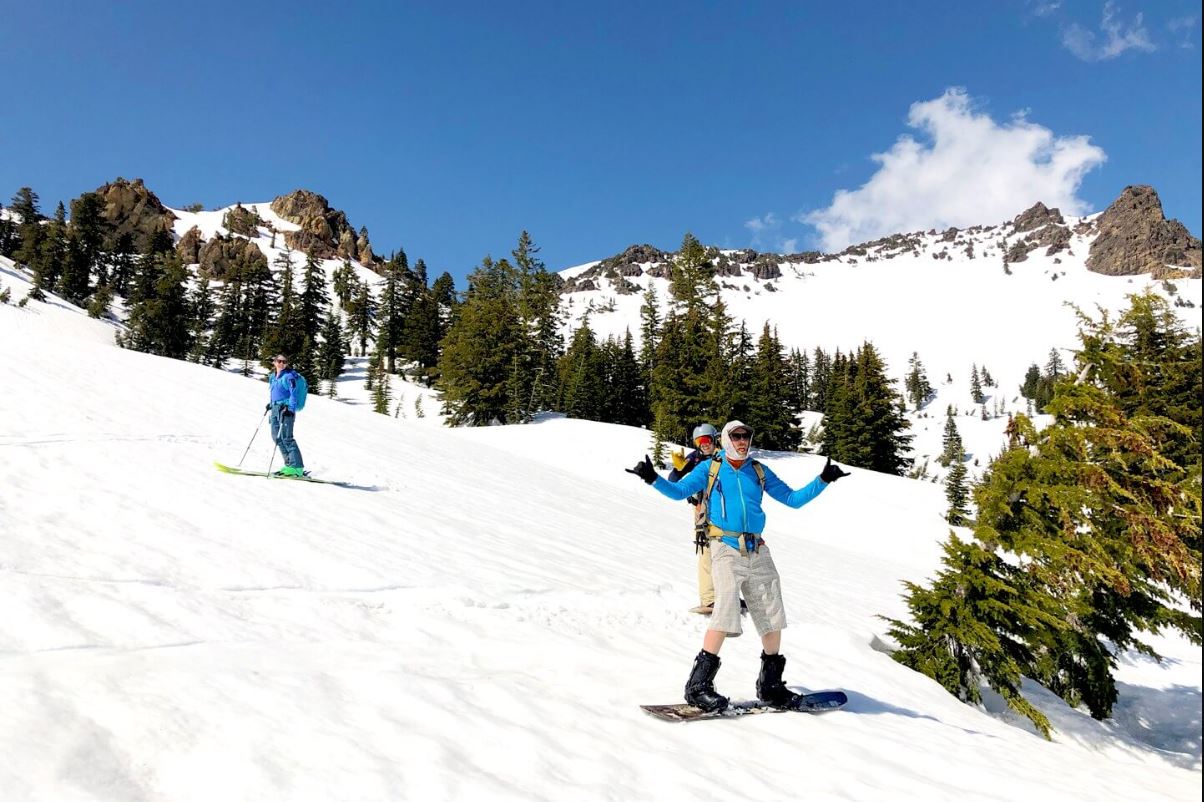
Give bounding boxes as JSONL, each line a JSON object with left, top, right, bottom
{"left": 627, "top": 420, "right": 849, "bottom": 712}
{"left": 267, "top": 354, "right": 305, "bottom": 477}
{"left": 667, "top": 423, "right": 726, "bottom": 614}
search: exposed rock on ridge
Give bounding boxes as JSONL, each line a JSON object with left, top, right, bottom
{"left": 269, "top": 189, "right": 378, "bottom": 264}
{"left": 93, "top": 178, "right": 176, "bottom": 252}
{"left": 1087, "top": 186, "right": 1201, "bottom": 279}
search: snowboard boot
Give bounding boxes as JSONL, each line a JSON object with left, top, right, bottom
{"left": 756, "top": 651, "right": 802, "bottom": 709}
{"left": 684, "top": 650, "right": 729, "bottom": 712}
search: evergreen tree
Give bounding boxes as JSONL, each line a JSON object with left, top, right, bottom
{"left": 295, "top": 254, "right": 328, "bottom": 379}
{"left": 945, "top": 450, "right": 970, "bottom": 524}
{"left": 969, "top": 363, "right": 985, "bottom": 404}
{"left": 370, "top": 347, "right": 391, "bottom": 414}
{"left": 823, "top": 343, "right": 912, "bottom": 474}
{"left": 122, "top": 252, "right": 193, "bottom": 358}
{"left": 1020, "top": 363, "right": 1042, "bottom": 400}
{"left": 1045, "top": 347, "right": 1065, "bottom": 379}
{"left": 332, "top": 260, "right": 356, "bottom": 308}
{"left": 187, "top": 276, "right": 216, "bottom": 362}
{"left": 810, "top": 346, "right": 832, "bottom": 412}
{"left": 746, "top": 324, "right": 801, "bottom": 451}
{"left": 513, "top": 231, "right": 563, "bottom": 414}
{"left": 558, "top": 318, "right": 600, "bottom": 420}
{"left": 790, "top": 348, "right": 811, "bottom": 411}
{"left": 109, "top": 233, "right": 136, "bottom": 297}
{"left": 317, "top": 305, "right": 346, "bottom": 395}
{"left": 905, "top": 352, "right": 933, "bottom": 410}
{"left": 379, "top": 250, "right": 409, "bottom": 373}
{"left": 346, "top": 278, "right": 377, "bottom": 357}
{"left": 668, "top": 232, "right": 715, "bottom": 315}
{"left": 638, "top": 285, "right": 661, "bottom": 375}
{"left": 69, "top": 191, "right": 106, "bottom": 285}
{"left": 261, "top": 251, "right": 303, "bottom": 367}
{"left": 612, "top": 330, "right": 648, "bottom": 427}
{"left": 886, "top": 294, "right": 1202, "bottom": 736}
{"left": 57, "top": 229, "right": 91, "bottom": 304}
{"left": 437, "top": 256, "right": 524, "bottom": 425}
{"left": 939, "top": 410, "right": 963, "bottom": 467}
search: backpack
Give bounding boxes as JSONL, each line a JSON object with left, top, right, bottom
{"left": 701, "top": 455, "right": 766, "bottom": 528}
{"left": 290, "top": 370, "right": 309, "bottom": 411}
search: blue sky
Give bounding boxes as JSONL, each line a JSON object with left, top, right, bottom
{"left": 1, "top": 1, "right": 1199, "bottom": 284}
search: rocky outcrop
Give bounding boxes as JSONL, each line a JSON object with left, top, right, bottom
{"left": 1002, "top": 202, "right": 1072, "bottom": 263}
{"left": 1012, "top": 202, "right": 1065, "bottom": 234}
{"left": 748, "top": 253, "right": 783, "bottom": 280}
{"left": 176, "top": 225, "right": 204, "bottom": 264}
{"left": 93, "top": 177, "right": 176, "bottom": 252}
{"left": 222, "top": 203, "right": 260, "bottom": 237}
{"left": 198, "top": 234, "right": 269, "bottom": 281}
{"left": 269, "top": 189, "right": 377, "bottom": 263}
{"left": 1086, "top": 186, "right": 1202, "bottom": 278}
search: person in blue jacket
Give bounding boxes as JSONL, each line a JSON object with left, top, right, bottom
{"left": 267, "top": 353, "right": 305, "bottom": 477}
{"left": 627, "top": 420, "right": 849, "bottom": 712}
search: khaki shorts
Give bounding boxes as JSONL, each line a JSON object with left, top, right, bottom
{"left": 708, "top": 541, "right": 787, "bottom": 637}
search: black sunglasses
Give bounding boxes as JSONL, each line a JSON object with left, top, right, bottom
{"left": 730, "top": 431, "right": 751, "bottom": 441}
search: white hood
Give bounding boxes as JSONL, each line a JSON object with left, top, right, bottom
{"left": 720, "top": 420, "right": 754, "bottom": 457}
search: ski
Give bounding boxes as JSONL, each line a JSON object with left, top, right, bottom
{"left": 641, "top": 691, "right": 847, "bottom": 723}
{"left": 214, "top": 462, "right": 377, "bottom": 491}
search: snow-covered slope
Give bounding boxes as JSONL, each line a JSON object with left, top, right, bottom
{"left": 556, "top": 217, "right": 1202, "bottom": 483}
{"left": 2, "top": 257, "right": 1200, "bottom": 801}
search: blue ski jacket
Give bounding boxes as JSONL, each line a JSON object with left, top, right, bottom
{"left": 269, "top": 369, "right": 301, "bottom": 411}
{"left": 654, "top": 457, "right": 828, "bottom": 537}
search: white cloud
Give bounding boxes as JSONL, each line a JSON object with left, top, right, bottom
{"left": 1167, "top": 15, "right": 1198, "bottom": 48}
{"left": 801, "top": 88, "right": 1107, "bottom": 253}
{"left": 1062, "top": 2, "right": 1156, "bottom": 61}
{"left": 744, "top": 212, "right": 780, "bottom": 236}
{"left": 1030, "top": 1, "right": 1062, "bottom": 18}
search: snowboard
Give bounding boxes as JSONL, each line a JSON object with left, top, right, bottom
{"left": 641, "top": 691, "right": 847, "bottom": 723}
{"left": 214, "top": 462, "right": 376, "bottom": 491}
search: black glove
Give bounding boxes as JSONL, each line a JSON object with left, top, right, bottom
{"left": 265, "top": 403, "right": 272, "bottom": 411}
{"left": 820, "top": 457, "right": 850, "bottom": 484}
{"left": 282, "top": 408, "right": 295, "bottom": 418}
{"left": 625, "top": 455, "right": 657, "bottom": 485}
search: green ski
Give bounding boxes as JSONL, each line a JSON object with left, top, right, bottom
{"left": 214, "top": 462, "right": 377, "bottom": 491}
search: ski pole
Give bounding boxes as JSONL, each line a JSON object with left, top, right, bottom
{"left": 238, "top": 408, "right": 269, "bottom": 468}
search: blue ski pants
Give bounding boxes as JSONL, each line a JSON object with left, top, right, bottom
{"left": 269, "top": 403, "right": 304, "bottom": 469}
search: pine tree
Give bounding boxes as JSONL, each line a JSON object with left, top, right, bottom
{"left": 746, "top": 324, "right": 801, "bottom": 451}
{"left": 638, "top": 285, "right": 661, "bottom": 375}
{"left": 824, "top": 344, "right": 912, "bottom": 474}
{"left": 514, "top": 231, "right": 563, "bottom": 415}
{"left": 790, "top": 348, "right": 811, "bottom": 411}
{"left": 886, "top": 294, "right": 1202, "bottom": 736}
{"left": 187, "top": 276, "right": 215, "bottom": 362}
{"left": 558, "top": 318, "right": 600, "bottom": 420}
{"left": 1045, "top": 347, "right": 1065, "bottom": 379}
{"left": 810, "top": 346, "right": 832, "bottom": 411}
{"left": 379, "top": 250, "right": 409, "bottom": 373}
{"left": 1020, "top": 363, "right": 1042, "bottom": 400}
{"left": 969, "top": 363, "right": 985, "bottom": 404}
{"left": 346, "top": 278, "right": 377, "bottom": 357}
{"left": 122, "top": 252, "right": 193, "bottom": 359}
{"left": 370, "top": 348, "right": 391, "bottom": 414}
{"left": 945, "top": 451, "right": 970, "bottom": 524}
{"left": 261, "top": 251, "right": 303, "bottom": 366}
{"left": 317, "top": 305, "right": 346, "bottom": 396}
{"left": 437, "top": 255, "right": 524, "bottom": 425}
{"left": 668, "top": 232, "right": 715, "bottom": 315}
{"left": 939, "top": 410, "right": 963, "bottom": 467}
{"left": 905, "top": 352, "right": 933, "bottom": 410}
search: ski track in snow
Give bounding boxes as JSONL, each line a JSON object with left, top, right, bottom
{"left": 2, "top": 253, "right": 1202, "bottom": 801}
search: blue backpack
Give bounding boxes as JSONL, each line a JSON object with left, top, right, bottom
{"left": 291, "top": 371, "right": 309, "bottom": 411}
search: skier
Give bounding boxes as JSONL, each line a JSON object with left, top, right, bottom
{"left": 627, "top": 420, "right": 849, "bottom": 711}
{"left": 267, "top": 354, "right": 305, "bottom": 477}
{"left": 666, "top": 423, "right": 733, "bottom": 615}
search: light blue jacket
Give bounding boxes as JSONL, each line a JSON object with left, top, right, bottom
{"left": 269, "top": 369, "right": 301, "bottom": 411}
{"left": 653, "top": 456, "right": 828, "bottom": 538}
